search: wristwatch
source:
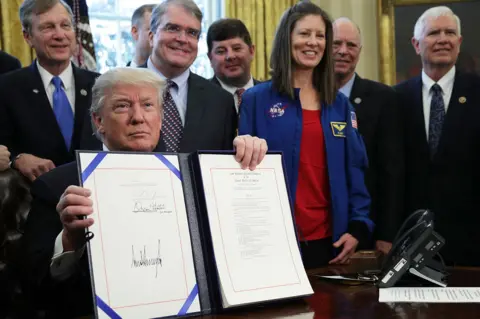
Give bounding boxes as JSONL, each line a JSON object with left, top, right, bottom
{"left": 10, "top": 153, "right": 24, "bottom": 169}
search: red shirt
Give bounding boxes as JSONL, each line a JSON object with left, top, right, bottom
{"left": 295, "top": 109, "right": 332, "bottom": 241}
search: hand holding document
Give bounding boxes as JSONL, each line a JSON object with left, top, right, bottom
{"left": 379, "top": 287, "right": 480, "bottom": 303}
{"left": 78, "top": 152, "right": 199, "bottom": 319}
{"left": 197, "top": 153, "right": 313, "bottom": 308}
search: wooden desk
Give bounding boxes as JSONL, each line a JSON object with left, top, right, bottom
{"left": 198, "top": 260, "right": 480, "bottom": 318}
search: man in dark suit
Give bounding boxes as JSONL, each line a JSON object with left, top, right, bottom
{"left": 395, "top": 6, "right": 480, "bottom": 266}
{"left": 207, "top": 18, "right": 260, "bottom": 112}
{"left": 0, "top": 0, "right": 98, "bottom": 182}
{"left": 333, "top": 18, "right": 404, "bottom": 254}
{"left": 22, "top": 67, "right": 268, "bottom": 317}
{"left": 0, "top": 51, "right": 21, "bottom": 74}
{"left": 127, "top": 4, "right": 155, "bottom": 67}
{"left": 81, "top": 0, "right": 240, "bottom": 154}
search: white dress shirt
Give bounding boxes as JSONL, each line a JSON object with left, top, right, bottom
{"left": 421, "top": 66, "right": 455, "bottom": 136}
{"left": 216, "top": 76, "right": 255, "bottom": 112}
{"left": 147, "top": 57, "right": 189, "bottom": 125}
{"left": 338, "top": 73, "right": 356, "bottom": 99}
{"left": 37, "top": 61, "right": 76, "bottom": 113}
{"left": 129, "top": 58, "right": 138, "bottom": 68}
{"left": 50, "top": 144, "right": 109, "bottom": 280}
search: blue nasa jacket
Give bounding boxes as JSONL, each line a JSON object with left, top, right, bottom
{"left": 238, "top": 81, "right": 373, "bottom": 244}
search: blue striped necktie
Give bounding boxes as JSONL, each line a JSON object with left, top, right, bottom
{"left": 428, "top": 83, "right": 445, "bottom": 158}
{"left": 52, "top": 76, "right": 74, "bottom": 150}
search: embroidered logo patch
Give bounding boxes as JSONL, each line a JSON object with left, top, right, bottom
{"left": 268, "top": 103, "right": 287, "bottom": 118}
{"left": 331, "top": 122, "right": 347, "bottom": 137}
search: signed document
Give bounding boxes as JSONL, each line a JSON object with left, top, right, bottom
{"left": 198, "top": 153, "right": 313, "bottom": 308}
{"left": 78, "top": 152, "right": 199, "bottom": 319}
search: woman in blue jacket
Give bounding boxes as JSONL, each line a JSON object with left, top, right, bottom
{"left": 238, "top": 1, "right": 373, "bottom": 269}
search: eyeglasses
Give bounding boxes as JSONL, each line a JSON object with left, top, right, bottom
{"left": 162, "top": 23, "right": 200, "bottom": 40}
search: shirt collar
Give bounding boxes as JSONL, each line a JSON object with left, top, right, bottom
{"left": 216, "top": 76, "right": 254, "bottom": 95}
{"left": 338, "top": 73, "right": 356, "bottom": 98}
{"left": 102, "top": 144, "right": 109, "bottom": 151}
{"left": 422, "top": 66, "right": 456, "bottom": 93}
{"left": 36, "top": 60, "right": 74, "bottom": 90}
{"left": 129, "top": 59, "right": 138, "bottom": 68}
{"left": 147, "top": 57, "right": 190, "bottom": 88}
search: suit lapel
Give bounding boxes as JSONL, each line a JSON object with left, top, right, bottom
{"left": 410, "top": 76, "right": 430, "bottom": 155}
{"left": 180, "top": 73, "right": 206, "bottom": 151}
{"left": 435, "top": 72, "right": 469, "bottom": 159}
{"left": 71, "top": 66, "right": 92, "bottom": 152}
{"left": 27, "top": 63, "right": 67, "bottom": 151}
{"left": 349, "top": 74, "right": 367, "bottom": 109}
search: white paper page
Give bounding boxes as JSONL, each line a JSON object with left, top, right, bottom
{"left": 198, "top": 154, "right": 313, "bottom": 307}
{"left": 79, "top": 152, "right": 200, "bottom": 319}
{"left": 379, "top": 287, "right": 480, "bottom": 303}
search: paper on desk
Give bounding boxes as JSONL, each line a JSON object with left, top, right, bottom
{"left": 379, "top": 287, "right": 480, "bottom": 303}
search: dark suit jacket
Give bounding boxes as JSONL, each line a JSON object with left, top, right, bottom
{"left": 21, "top": 162, "right": 93, "bottom": 318}
{"left": 348, "top": 75, "right": 404, "bottom": 244}
{"left": 80, "top": 70, "right": 237, "bottom": 153}
{"left": 0, "top": 51, "right": 21, "bottom": 75}
{"left": 395, "top": 71, "right": 480, "bottom": 266}
{"left": 209, "top": 75, "right": 261, "bottom": 87}
{"left": 0, "top": 62, "right": 99, "bottom": 166}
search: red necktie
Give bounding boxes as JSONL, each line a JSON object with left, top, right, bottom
{"left": 235, "top": 88, "right": 246, "bottom": 111}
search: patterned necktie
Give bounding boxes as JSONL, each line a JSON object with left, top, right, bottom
{"left": 428, "top": 83, "right": 445, "bottom": 158}
{"left": 235, "top": 88, "right": 245, "bottom": 111}
{"left": 51, "top": 76, "right": 74, "bottom": 150}
{"left": 161, "top": 80, "right": 183, "bottom": 152}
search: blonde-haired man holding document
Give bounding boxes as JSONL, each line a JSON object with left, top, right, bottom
{"left": 21, "top": 67, "right": 267, "bottom": 318}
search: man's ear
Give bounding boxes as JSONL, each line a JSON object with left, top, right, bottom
{"left": 23, "top": 30, "right": 33, "bottom": 47}
{"left": 131, "top": 25, "right": 139, "bottom": 41}
{"left": 249, "top": 44, "right": 255, "bottom": 57}
{"left": 148, "top": 30, "right": 154, "bottom": 47}
{"left": 92, "top": 112, "right": 104, "bottom": 134}
{"left": 411, "top": 37, "right": 421, "bottom": 55}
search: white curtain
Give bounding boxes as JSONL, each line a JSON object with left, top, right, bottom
{"left": 313, "top": 0, "right": 380, "bottom": 82}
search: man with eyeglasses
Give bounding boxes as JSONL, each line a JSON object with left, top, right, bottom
{"left": 146, "top": 0, "right": 240, "bottom": 153}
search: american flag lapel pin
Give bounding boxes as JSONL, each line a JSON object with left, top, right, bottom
{"left": 351, "top": 111, "right": 358, "bottom": 129}
{"left": 33, "top": 89, "right": 39, "bottom": 94}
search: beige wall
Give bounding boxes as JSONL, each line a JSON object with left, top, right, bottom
{"left": 313, "top": 0, "right": 379, "bottom": 81}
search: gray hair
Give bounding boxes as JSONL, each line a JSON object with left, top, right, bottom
{"left": 19, "top": 0, "right": 74, "bottom": 34}
{"left": 333, "top": 17, "right": 362, "bottom": 47}
{"left": 90, "top": 68, "right": 166, "bottom": 141}
{"left": 150, "top": 0, "right": 203, "bottom": 35}
{"left": 413, "top": 6, "right": 461, "bottom": 40}
{"left": 131, "top": 4, "right": 156, "bottom": 28}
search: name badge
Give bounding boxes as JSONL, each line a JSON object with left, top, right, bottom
{"left": 331, "top": 122, "right": 347, "bottom": 138}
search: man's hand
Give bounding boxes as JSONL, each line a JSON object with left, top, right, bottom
{"left": 57, "top": 186, "right": 94, "bottom": 252}
{"left": 0, "top": 145, "right": 10, "bottom": 171}
{"left": 375, "top": 240, "right": 392, "bottom": 255}
{"left": 233, "top": 135, "right": 268, "bottom": 170}
{"left": 14, "top": 153, "right": 55, "bottom": 181}
{"left": 329, "top": 233, "right": 359, "bottom": 264}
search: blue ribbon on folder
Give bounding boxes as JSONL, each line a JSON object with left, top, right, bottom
{"left": 81, "top": 152, "right": 198, "bottom": 318}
